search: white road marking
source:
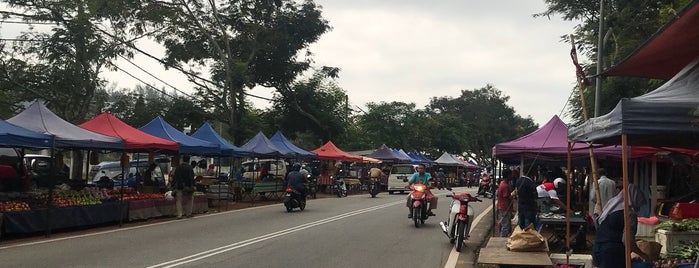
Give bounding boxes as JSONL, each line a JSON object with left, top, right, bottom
{"left": 146, "top": 201, "right": 404, "bottom": 268}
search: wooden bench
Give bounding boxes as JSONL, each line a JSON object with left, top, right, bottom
{"left": 237, "top": 181, "right": 287, "bottom": 205}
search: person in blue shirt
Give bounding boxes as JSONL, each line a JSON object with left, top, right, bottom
{"left": 407, "top": 164, "right": 438, "bottom": 218}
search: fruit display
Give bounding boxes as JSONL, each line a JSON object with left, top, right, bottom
{"left": 0, "top": 200, "right": 31, "bottom": 212}
{"left": 50, "top": 190, "right": 102, "bottom": 207}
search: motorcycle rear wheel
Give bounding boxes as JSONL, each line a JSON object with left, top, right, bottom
{"left": 456, "top": 220, "right": 466, "bottom": 252}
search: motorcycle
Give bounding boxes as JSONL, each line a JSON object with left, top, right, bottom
{"left": 368, "top": 178, "right": 380, "bottom": 198}
{"left": 477, "top": 178, "right": 493, "bottom": 198}
{"left": 440, "top": 191, "right": 482, "bottom": 252}
{"left": 333, "top": 176, "right": 347, "bottom": 197}
{"left": 408, "top": 183, "right": 431, "bottom": 228}
{"left": 307, "top": 174, "right": 318, "bottom": 199}
{"left": 283, "top": 186, "right": 306, "bottom": 212}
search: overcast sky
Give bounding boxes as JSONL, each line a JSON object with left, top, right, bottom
{"left": 3, "top": 0, "right": 583, "bottom": 127}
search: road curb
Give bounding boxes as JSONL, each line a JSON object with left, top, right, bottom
{"left": 457, "top": 204, "right": 494, "bottom": 267}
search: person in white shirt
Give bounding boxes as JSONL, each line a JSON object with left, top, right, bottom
{"left": 589, "top": 168, "right": 617, "bottom": 217}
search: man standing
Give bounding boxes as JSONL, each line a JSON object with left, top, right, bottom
{"left": 497, "top": 169, "right": 513, "bottom": 237}
{"left": 590, "top": 168, "right": 617, "bottom": 217}
{"left": 173, "top": 155, "right": 195, "bottom": 219}
{"left": 515, "top": 172, "right": 537, "bottom": 229}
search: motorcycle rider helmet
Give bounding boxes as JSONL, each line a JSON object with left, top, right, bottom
{"left": 291, "top": 163, "right": 302, "bottom": 172}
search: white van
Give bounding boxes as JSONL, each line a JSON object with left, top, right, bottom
{"left": 387, "top": 164, "right": 417, "bottom": 194}
{"left": 241, "top": 159, "right": 287, "bottom": 181}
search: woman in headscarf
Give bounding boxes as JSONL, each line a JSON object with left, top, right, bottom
{"left": 592, "top": 183, "right": 650, "bottom": 267}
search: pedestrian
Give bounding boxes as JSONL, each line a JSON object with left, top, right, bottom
{"left": 593, "top": 183, "right": 650, "bottom": 267}
{"left": 497, "top": 169, "right": 513, "bottom": 237}
{"left": 173, "top": 155, "right": 196, "bottom": 219}
{"left": 206, "top": 163, "right": 216, "bottom": 176}
{"left": 590, "top": 168, "right": 617, "bottom": 217}
{"left": 514, "top": 169, "right": 538, "bottom": 229}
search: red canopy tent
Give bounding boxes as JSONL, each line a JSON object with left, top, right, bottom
{"left": 602, "top": 1, "right": 699, "bottom": 79}
{"left": 80, "top": 112, "right": 179, "bottom": 151}
{"left": 311, "top": 141, "right": 363, "bottom": 162}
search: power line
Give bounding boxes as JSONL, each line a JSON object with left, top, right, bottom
{"left": 0, "top": 20, "right": 55, "bottom": 25}
{"left": 91, "top": 25, "right": 275, "bottom": 102}
{"left": 117, "top": 54, "right": 191, "bottom": 98}
{"left": 112, "top": 64, "right": 178, "bottom": 99}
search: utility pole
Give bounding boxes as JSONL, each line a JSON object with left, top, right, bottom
{"left": 595, "top": 0, "right": 605, "bottom": 117}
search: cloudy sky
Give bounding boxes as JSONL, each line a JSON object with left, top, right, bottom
{"left": 299, "top": 0, "right": 582, "bottom": 126}
{"left": 3, "top": 0, "right": 583, "bottom": 127}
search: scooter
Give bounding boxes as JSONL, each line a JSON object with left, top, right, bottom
{"left": 333, "top": 176, "right": 347, "bottom": 197}
{"left": 283, "top": 186, "right": 306, "bottom": 212}
{"left": 408, "top": 183, "right": 430, "bottom": 228}
{"left": 440, "top": 191, "right": 482, "bottom": 252}
{"left": 307, "top": 174, "right": 318, "bottom": 199}
{"left": 477, "top": 178, "right": 493, "bottom": 198}
{"left": 368, "top": 178, "right": 380, "bottom": 198}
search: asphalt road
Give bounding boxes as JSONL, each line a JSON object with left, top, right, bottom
{"left": 0, "top": 186, "right": 493, "bottom": 268}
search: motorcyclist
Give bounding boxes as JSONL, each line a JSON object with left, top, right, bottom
{"left": 478, "top": 171, "right": 491, "bottom": 196}
{"left": 368, "top": 164, "right": 385, "bottom": 184}
{"left": 407, "top": 163, "right": 438, "bottom": 218}
{"left": 435, "top": 167, "right": 447, "bottom": 190}
{"left": 286, "top": 163, "right": 307, "bottom": 197}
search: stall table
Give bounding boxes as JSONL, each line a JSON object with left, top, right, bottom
{"left": 1, "top": 202, "right": 126, "bottom": 235}
{"left": 478, "top": 237, "right": 553, "bottom": 267}
{"left": 127, "top": 196, "right": 208, "bottom": 221}
{"left": 538, "top": 213, "right": 588, "bottom": 252}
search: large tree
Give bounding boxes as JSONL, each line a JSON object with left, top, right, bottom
{"left": 537, "top": 0, "right": 692, "bottom": 124}
{"left": 265, "top": 69, "right": 349, "bottom": 147}
{"left": 0, "top": 0, "right": 153, "bottom": 123}
{"left": 148, "top": 0, "right": 331, "bottom": 144}
{"left": 428, "top": 84, "right": 537, "bottom": 165}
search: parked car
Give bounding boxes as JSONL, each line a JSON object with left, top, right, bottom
{"left": 0, "top": 148, "right": 29, "bottom": 192}
{"left": 387, "top": 164, "right": 417, "bottom": 194}
{"left": 240, "top": 159, "right": 288, "bottom": 181}
{"left": 88, "top": 160, "right": 166, "bottom": 190}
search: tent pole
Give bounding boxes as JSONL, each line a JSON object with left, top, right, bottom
{"left": 566, "top": 142, "right": 573, "bottom": 265}
{"left": 622, "top": 134, "right": 631, "bottom": 268}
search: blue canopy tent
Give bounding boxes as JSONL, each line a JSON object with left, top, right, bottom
{"left": 398, "top": 149, "right": 423, "bottom": 163}
{"left": 367, "top": 144, "right": 410, "bottom": 163}
{"left": 393, "top": 148, "right": 419, "bottom": 163}
{"left": 269, "top": 131, "right": 316, "bottom": 159}
{"left": 0, "top": 119, "right": 53, "bottom": 148}
{"left": 191, "top": 122, "right": 249, "bottom": 157}
{"left": 8, "top": 101, "right": 124, "bottom": 149}
{"left": 139, "top": 116, "right": 219, "bottom": 155}
{"left": 407, "top": 151, "right": 434, "bottom": 164}
{"left": 239, "top": 131, "right": 290, "bottom": 158}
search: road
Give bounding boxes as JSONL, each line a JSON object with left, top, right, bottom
{"left": 0, "top": 187, "right": 492, "bottom": 268}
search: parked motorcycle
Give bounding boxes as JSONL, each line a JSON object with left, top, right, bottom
{"left": 368, "top": 178, "right": 380, "bottom": 198}
{"left": 333, "top": 176, "right": 347, "bottom": 197}
{"left": 283, "top": 186, "right": 306, "bottom": 212}
{"left": 440, "top": 191, "right": 482, "bottom": 252}
{"left": 408, "top": 183, "right": 430, "bottom": 228}
{"left": 307, "top": 174, "right": 318, "bottom": 199}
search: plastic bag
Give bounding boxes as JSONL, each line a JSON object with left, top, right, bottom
{"left": 165, "top": 190, "right": 175, "bottom": 200}
{"left": 507, "top": 224, "right": 547, "bottom": 252}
